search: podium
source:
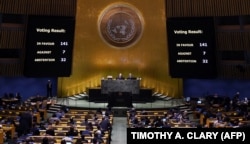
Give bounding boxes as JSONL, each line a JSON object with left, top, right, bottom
{"left": 107, "top": 92, "right": 133, "bottom": 107}
{"left": 101, "top": 79, "right": 140, "bottom": 94}
{"left": 101, "top": 79, "right": 140, "bottom": 107}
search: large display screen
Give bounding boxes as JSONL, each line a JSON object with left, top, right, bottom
{"left": 167, "top": 17, "right": 217, "bottom": 78}
{"left": 24, "top": 15, "right": 75, "bottom": 77}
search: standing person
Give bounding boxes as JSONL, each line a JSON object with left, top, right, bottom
{"left": 233, "top": 92, "right": 240, "bottom": 100}
{"left": 19, "top": 111, "right": 33, "bottom": 135}
{"left": 127, "top": 73, "right": 135, "bottom": 79}
{"left": 232, "top": 92, "right": 240, "bottom": 110}
{"left": 116, "top": 73, "right": 124, "bottom": 80}
{"left": 47, "top": 80, "right": 52, "bottom": 97}
{"left": 127, "top": 73, "right": 132, "bottom": 79}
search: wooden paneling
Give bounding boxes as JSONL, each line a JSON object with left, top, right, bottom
{"left": 241, "top": 0, "right": 250, "bottom": 15}
{"left": 0, "top": 29, "right": 25, "bottom": 49}
{"left": 26, "top": 0, "right": 51, "bottom": 15}
{"left": 165, "top": 0, "right": 173, "bottom": 17}
{"left": 203, "top": 0, "right": 216, "bottom": 16}
{"left": 218, "top": 64, "right": 250, "bottom": 80}
{"left": 166, "top": 0, "right": 250, "bottom": 17}
{"left": 51, "top": 0, "right": 77, "bottom": 16}
{"left": 0, "top": 0, "right": 76, "bottom": 16}
{"left": 0, "top": 0, "right": 28, "bottom": 14}
{"left": 217, "top": 32, "right": 245, "bottom": 51}
{"left": 0, "top": 63, "right": 23, "bottom": 76}
{"left": 216, "top": 31, "right": 250, "bottom": 79}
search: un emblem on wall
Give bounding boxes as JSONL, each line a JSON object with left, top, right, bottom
{"left": 98, "top": 3, "right": 144, "bottom": 48}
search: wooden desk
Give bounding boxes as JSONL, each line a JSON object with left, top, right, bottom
{"left": 0, "top": 129, "right": 3, "bottom": 144}
{"left": 200, "top": 113, "right": 205, "bottom": 125}
{"left": 2, "top": 98, "right": 18, "bottom": 105}
{"left": 1, "top": 110, "right": 41, "bottom": 124}
{"left": 2, "top": 124, "right": 15, "bottom": 139}
{"left": 33, "top": 112, "right": 41, "bottom": 123}
{"left": 28, "top": 135, "right": 109, "bottom": 144}
{"left": 206, "top": 118, "right": 217, "bottom": 128}
{"left": 38, "top": 109, "right": 47, "bottom": 121}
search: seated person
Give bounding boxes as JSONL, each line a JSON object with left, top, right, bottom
{"left": 46, "top": 125, "right": 55, "bottom": 136}
{"left": 62, "top": 137, "right": 73, "bottom": 143}
{"left": 31, "top": 123, "right": 40, "bottom": 136}
{"left": 182, "top": 111, "right": 190, "bottom": 121}
{"left": 75, "top": 138, "right": 83, "bottom": 144}
{"left": 94, "top": 125, "right": 104, "bottom": 136}
{"left": 81, "top": 117, "right": 89, "bottom": 126}
{"left": 92, "top": 114, "right": 98, "bottom": 121}
{"left": 42, "top": 137, "right": 49, "bottom": 144}
{"left": 81, "top": 135, "right": 89, "bottom": 143}
{"left": 243, "top": 97, "right": 249, "bottom": 104}
{"left": 42, "top": 136, "right": 56, "bottom": 144}
{"left": 15, "top": 92, "right": 22, "bottom": 103}
{"left": 116, "top": 73, "right": 124, "bottom": 80}
{"left": 87, "top": 122, "right": 94, "bottom": 131}
{"left": 162, "top": 121, "right": 171, "bottom": 128}
{"left": 49, "top": 113, "right": 60, "bottom": 123}
{"left": 81, "top": 125, "right": 92, "bottom": 137}
{"left": 141, "top": 116, "right": 150, "bottom": 126}
{"left": 141, "top": 110, "right": 148, "bottom": 115}
{"left": 55, "top": 109, "right": 65, "bottom": 118}
{"left": 92, "top": 133, "right": 104, "bottom": 144}
{"left": 61, "top": 140, "right": 66, "bottom": 144}
{"left": 127, "top": 73, "right": 136, "bottom": 79}
{"left": 96, "top": 108, "right": 102, "bottom": 114}
{"left": 68, "top": 117, "right": 75, "bottom": 125}
{"left": 66, "top": 126, "right": 78, "bottom": 136}
{"left": 105, "top": 107, "right": 112, "bottom": 117}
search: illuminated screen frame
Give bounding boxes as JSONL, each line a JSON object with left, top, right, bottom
{"left": 167, "top": 17, "right": 217, "bottom": 79}
{"left": 24, "top": 15, "right": 75, "bottom": 77}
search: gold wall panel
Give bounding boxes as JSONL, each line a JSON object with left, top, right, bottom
{"left": 58, "top": 0, "right": 183, "bottom": 98}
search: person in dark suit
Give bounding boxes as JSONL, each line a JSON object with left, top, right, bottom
{"left": 19, "top": 111, "right": 33, "bottom": 135}
{"left": 15, "top": 92, "right": 22, "bottom": 104}
{"left": 127, "top": 73, "right": 135, "bottom": 79}
{"left": 116, "top": 73, "right": 124, "bottom": 80}
{"left": 31, "top": 123, "right": 40, "bottom": 136}
{"left": 42, "top": 137, "right": 49, "bottom": 144}
{"left": 66, "top": 126, "right": 78, "bottom": 136}
{"left": 92, "top": 133, "right": 104, "bottom": 144}
{"left": 46, "top": 125, "right": 55, "bottom": 136}
{"left": 81, "top": 125, "right": 92, "bottom": 137}
{"left": 81, "top": 135, "right": 89, "bottom": 143}
{"left": 232, "top": 92, "right": 240, "bottom": 109}
{"left": 47, "top": 80, "right": 52, "bottom": 97}
{"left": 99, "top": 117, "right": 111, "bottom": 132}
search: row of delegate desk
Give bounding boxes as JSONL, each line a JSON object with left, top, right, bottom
{"left": 0, "top": 108, "right": 43, "bottom": 142}
{"left": 192, "top": 102, "right": 250, "bottom": 128}
{"left": 26, "top": 109, "right": 112, "bottom": 144}
{"left": 0, "top": 98, "right": 50, "bottom": 142}
{"left": 126, "top": 110, "right": 196, "bottom": 128}
{"left": 198, "top": 111, "right": 250, "bottom": 128}
{"left": 0, "top": 109, "right": 111, "bottom": 143}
